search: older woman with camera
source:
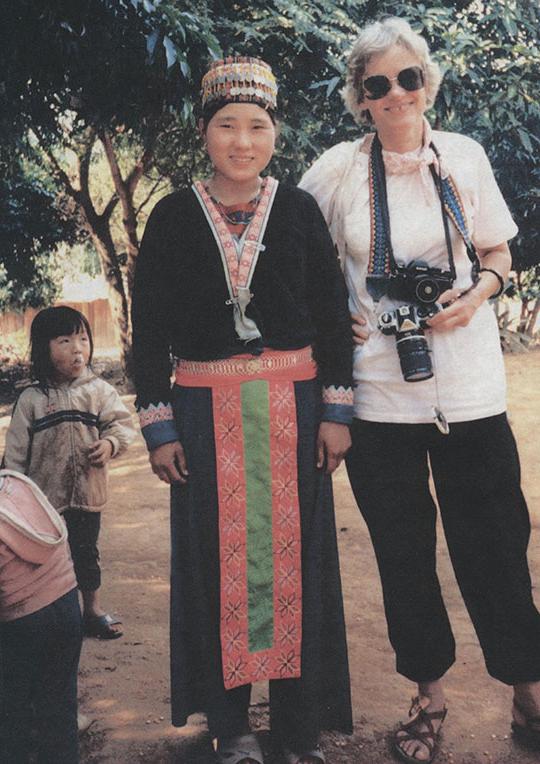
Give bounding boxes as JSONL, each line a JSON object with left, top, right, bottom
{"left": 300, "top": 16, "right": 540, "bottom": 764}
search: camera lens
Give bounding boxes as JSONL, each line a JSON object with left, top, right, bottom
{"left": 396, "top": 334, "right": 433, "bottom": 382}
{"left": 415, "top": 278, "right": 439, "bottom": 304}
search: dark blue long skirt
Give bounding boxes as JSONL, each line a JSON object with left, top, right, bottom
{"left": 169, "top": 377, "right": 352, "bottom": 736}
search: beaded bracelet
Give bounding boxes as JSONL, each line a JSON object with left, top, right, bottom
{"left": 479, "top": 267, "right": 505, "bottom": 298}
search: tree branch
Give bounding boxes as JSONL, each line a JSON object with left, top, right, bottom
{"left": 100, "top": 128, "right": 129, "bottom": 209}
{"left": 78, "top": 128, "right": 97, "bottom": 198}
{"left": 100, "top": 128, "right": 156, "bottom": 218}
{"left": 33, "top": 125, "right": 104, "bottom": 233}
{"left": 32, "top": 127, "right": 81, "bottom": 202}
{"left": 99, "top": 128, "right": 143, "bottom": 280}
{"left": 126, "top": 144, "right": 155, "bottom": 197}
{"left": 100, "top": 192, "right": 120, "bottom": 222}
{"left": 133, "top": 175, "right": 168, "bottom": 217}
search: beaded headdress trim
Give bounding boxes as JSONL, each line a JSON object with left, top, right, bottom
{"left": 201, "top": 56, "right": 278, "bottom": 111}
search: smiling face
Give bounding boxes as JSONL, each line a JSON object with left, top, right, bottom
{"left": 203, "top": 102, "right": 276, "bottom": 191}
{"left": 359, "top": 45, "right": 427, "bottom": 144}
{"left": 49, "top": 329, "right": 91, "bottom": 383}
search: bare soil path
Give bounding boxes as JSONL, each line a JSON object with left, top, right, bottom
{"left": 1, "top": 352, "right": 539, "bottom": 763}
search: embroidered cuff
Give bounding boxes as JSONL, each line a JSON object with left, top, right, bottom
{"left": 321, "top": 386, "right": 354, "bottom": 425}
{"left": 138, "top": 403, "right": 179, "bottom": 451}
{"left": 321, "top": 404, "right": 354, "bottom": 425}
{"left": 322, "top": 385, "right": 353, "bottom": 406}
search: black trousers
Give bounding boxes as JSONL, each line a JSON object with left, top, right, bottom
{"left": 63, "top": 510, "right": 101, "bottom": 592}
{"left": 346, "top": 413, "right": 540, "bottom": 685}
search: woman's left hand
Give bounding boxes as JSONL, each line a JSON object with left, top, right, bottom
{"left": 428, "top": 242, "right": 511, "bottom": 332}
{"left": 427, "top": 286, "right": 483, "bottom": 332}
{"left": 317, "top": 422, "right": 351, "bottom": 474}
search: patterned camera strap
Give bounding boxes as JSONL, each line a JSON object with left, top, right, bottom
{"left": 367, "top": 134, "right": 479, "bottom": 296}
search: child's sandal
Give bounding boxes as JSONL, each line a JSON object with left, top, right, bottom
{"left": 83, "top": 613, "right": 123, "bottom": 640}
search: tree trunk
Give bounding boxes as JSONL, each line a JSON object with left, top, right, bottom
{"left": 38, "top": 129, "right": 151, "bottom": 379}
{"left": 100, "top": 129, "right": 154, "bottom": 300}
{"left": 88, "top": 222, "right": 132, "bottom": 378}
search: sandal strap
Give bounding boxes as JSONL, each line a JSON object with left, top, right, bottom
{"left": 409, "top": 697, "right": 447, "bottom": 723}
{"left": 409, "top": 696, "right": 447, "bottom": 718}
{"left": 396, "top": 727, "right": 436, "bottom": 754}
{"left": 395, "top": 697, "right": 448, "bottom": 758}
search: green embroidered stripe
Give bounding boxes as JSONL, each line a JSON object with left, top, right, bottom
{"left": 241, "top": 380, "right": 274, "bottom": 651}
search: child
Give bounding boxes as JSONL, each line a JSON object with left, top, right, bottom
{"left": 0, "top": 469, "right": 82, "bottom": 763}
{"left": 3, "top": 306, "right": 135, "bottom": 639}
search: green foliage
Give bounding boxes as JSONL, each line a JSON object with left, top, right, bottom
{"left": 1, "top": 0, "right": 218, "bottom": 139}
{"left": 0, "top": 153, "right": 79, "bottom": 310}
{"left": 149, "top": 0, "right": 368, "bottom": 187}
{"left": 0, "top": 0, "right": 222, "bottom": 321}
{"left": 385, "top": 0, "right": 540, "bottom": 272}
{"left": 1, "top": 0, "right": 538, "bottom": 318}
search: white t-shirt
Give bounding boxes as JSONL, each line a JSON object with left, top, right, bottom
{"left": 300, "top": 126, "right": 518, "bottom": 424}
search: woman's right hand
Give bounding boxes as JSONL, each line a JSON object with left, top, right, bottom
{"left": 149, "top": 441, "right": 189, "bottom": 484}
{"left": 351, "top": 312, "right": 370, "bottom": 345}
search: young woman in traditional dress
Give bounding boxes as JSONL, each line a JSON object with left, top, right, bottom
{"left": 132, "top": 56, "right": 354, "bottom": 764}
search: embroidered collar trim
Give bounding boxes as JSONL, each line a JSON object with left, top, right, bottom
{"left": 192, "top": 176, "right": 279, "bottom": 341}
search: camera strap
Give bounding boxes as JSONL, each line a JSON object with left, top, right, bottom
{"left": 429, "top": 144, "right": 479, "bottom": 270}
{"left": 367, "top": 134, "right": 480, "bottom": 300}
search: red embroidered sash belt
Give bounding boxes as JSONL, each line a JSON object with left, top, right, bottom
{"left": 175, "top": 347, "right": 317, "bottom": 690}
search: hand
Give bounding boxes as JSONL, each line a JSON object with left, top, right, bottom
{"left": 427, "top": 286, "right": 483, "bottom": 332}
{"left": 316, "top": 422, "right": 351, "bottom": 474}
{"left": 351, "top": 312, "right": 370, "bottom": 345}
{"left": 428, "top": 249, "right": 509, "bottom": 333}
{"left": 149, "top": 441, "right": 189, "bottom": 484}
{"left": 88, "top": 439, "right": 114, "bottom": 468}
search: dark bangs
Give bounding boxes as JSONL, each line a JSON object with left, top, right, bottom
{"left": 30, "top": 306, "right": 94, "bottom": 386}
{"left": 201, "top": 99, "right": 277, "bottom": 130}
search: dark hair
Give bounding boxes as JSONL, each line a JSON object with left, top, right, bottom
{"left": 200, "top": 99, "right": 277, "bottom": 131}
{"left": 30, "top": 306, "right": 94, "bottom": 387}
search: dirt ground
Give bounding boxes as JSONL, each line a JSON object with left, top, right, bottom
{"left": 1, "top": 351, "right": 539, "bottom": 764}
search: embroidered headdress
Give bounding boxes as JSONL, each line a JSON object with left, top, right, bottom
{"left": 201, "top": 56, "right": 278, "bottom": 112}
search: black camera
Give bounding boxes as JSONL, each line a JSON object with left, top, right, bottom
{"left": 386, "top": 261, "right": 453, "bottom": 305}
{"left": 378, "top": 303, "right": 440, "bottom": 382}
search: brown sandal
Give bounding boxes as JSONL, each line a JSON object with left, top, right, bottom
{"left": 393, "top": 696, "right": 447, "bottom": 763}
{"left": 512, "top": 699, "right": 540, "bottom": 749}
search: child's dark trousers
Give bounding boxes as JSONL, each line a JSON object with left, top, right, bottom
{"left": 63, "top": 509, "right": 101, "bottom": 592}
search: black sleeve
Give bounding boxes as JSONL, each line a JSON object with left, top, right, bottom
{"left": 303, "top": 191, "right": 354, "bottom": 388}
{"left": 132, "top": 196, "right": 177, "bottom": 410}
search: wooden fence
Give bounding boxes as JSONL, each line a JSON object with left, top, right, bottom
{"left": 0, "top": 299, "right": 117, "bottom": 353}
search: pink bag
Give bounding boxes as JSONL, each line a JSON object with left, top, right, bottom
{"left": 0, "top": 470, "right": 67, "bottom": 563}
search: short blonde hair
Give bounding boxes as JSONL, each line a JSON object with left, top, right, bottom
{"left": 342, "top": 17, "right": 441, "bottom": 124}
